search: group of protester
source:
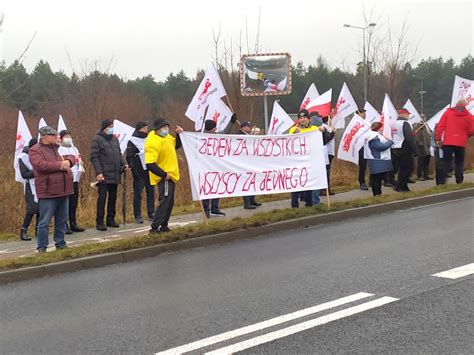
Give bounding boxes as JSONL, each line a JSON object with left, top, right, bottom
{"left": 17, "top": 98, "right": 473, "bottom": 252}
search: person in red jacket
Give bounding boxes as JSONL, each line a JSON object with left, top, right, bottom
{"left": 435, "top": 98, "right": 474, "bottom": 184}
{"left": 29, "top": 126, "right": 75, "bottom": 253}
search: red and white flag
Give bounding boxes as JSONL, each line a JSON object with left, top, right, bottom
{"left": 185, "top": 66, "right": 227, "bottom": 124}
{"left": 404, "top": 99, "right": 423, "bottom": 125}
{"left": 14, "top": 111, "right": 33, "bottom": 183}
{"left": 113, "top": 119, "right": 134, "bottom": 155}
{"left": 332, "top": 83, "right": 358, "bottom": 129}
{"left": 337, "top": 114, "right": 371, "bottom": 165}
{"left": 364, "top": 101, "right": 380, "bottom": 123}
{"left": 426, "top": 104, "right": 450, "bottom": 131}
{"left": 381, "top": 94, "right": 398, "bottom": 138}
{"left": 451, "top": 75, "right": 474, "bottom": 113}
{"left": 268, "top": 101, "right": 295, "bottom": 135}
{"left": 300, "top": 83, "right": 320, "bottom": 110}
{"left": 306, "top": 89, "right": 332, "bottom": 117}
{"left": 200, "top": 98, "right": 234, "bottom": 133}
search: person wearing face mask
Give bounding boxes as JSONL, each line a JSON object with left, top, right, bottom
{"left": 145, "top": 118, "right": 183, "bottom": 234}
{"left": 364, "top": 122, "right": 394, "bottom": 196}
{"left": 58, "top": 130, "right": 85, "bottom": 233}
{"left": 90, "top": 119, "right": 127, "bottom": 231}
{"left": 29, "top": 126, "right": 75, "bottom": 253}
{"left": 126, "top": 121, "right": 155, "bottom": 224}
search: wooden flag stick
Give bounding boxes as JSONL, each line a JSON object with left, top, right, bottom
{"left": 326, "top": 188, "right": 331, "bottom": 209}
{"left": 199, "top": 200, "right": 209, "bottom": 225}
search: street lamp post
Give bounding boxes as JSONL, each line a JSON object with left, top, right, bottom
{"left": 412, "top": 73, "right": 430, "bottom": 115}
{"left": 343, "top": 23, "right": 376, "bottom": 103}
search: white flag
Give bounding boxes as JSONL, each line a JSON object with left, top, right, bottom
{"left": 201, "top": 98, "right": 234, "bottom": 133}
{"left": 451, "top": 75, "right": 474, "bottom": 113}
{"left": 268, "top": 101, "right": 295, "bottom": 135}
{"left": 58, "top": 114, "right": 68, "bottom": 133}
{"left": 404, "top": 99, "right": 423, "bottom": 125}
{"left": 113, "top": 119, "right": 135, "bottom": 155}
{"left": 426, "top": 104, "right": 450, "bottom": 131}
{"left": 337, "top": 114, "right": 371, "bottom": 165}
{"left": 300, "top": 83, "right": 320, "bottom": 110}
{"left": 38, "top": 117, "right": 48, "bottom": 139}
{"left": 185, "top": 66, "right": 227, "bottom": 124}
{"left": 277, "top": 77, "right": 288, "bottom": 92}
{"left": 14, "top": 111, "right": 33, "bottom": 183}
{"left": 364, "top": 101, "right": 380, "bottom": 123}
{"left": 332, "top": 82, "right": 358, "bottom": 129}
{"left": 381, "top": 94, "right": 398, "bottom": 139}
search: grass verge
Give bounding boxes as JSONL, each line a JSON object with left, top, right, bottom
{"left": 0, "top": 183, "right": 472, "bottom": 272}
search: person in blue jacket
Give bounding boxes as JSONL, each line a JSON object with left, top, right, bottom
{"left": 364, "top": 122, "right": 394, "bottom": 196}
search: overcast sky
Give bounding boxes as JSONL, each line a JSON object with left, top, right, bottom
{"left": 1, "top": 0, "right": 472, "bottom": 81}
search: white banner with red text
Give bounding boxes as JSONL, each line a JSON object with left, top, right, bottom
{"left": 180, "top": 131, "right": 328, "bottom": 201}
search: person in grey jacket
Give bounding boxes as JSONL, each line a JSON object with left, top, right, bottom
{"left": 414, "top": 121, "right": 432, "bottom": 181}
{"left": 90, "top": 119, "right": 127, "bottom": 231}
{"left": 364, "top": 122, "right": 394, "bottom": 196}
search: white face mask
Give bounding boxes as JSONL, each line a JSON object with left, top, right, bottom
{"left": 62, "top": 137, "right": 73, "bottom": 147}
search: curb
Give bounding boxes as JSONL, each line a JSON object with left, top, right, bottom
{"left": 0, "top": 188, "right": 472, "bottom": 285}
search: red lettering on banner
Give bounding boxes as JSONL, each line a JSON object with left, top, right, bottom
{"left": 198, "top": 171, "right": 242, "bottom": 195}
{"left": 233, "top": 138, "right": 249, "bottom": 156}
{"left": 242, "top": 172, "right": 256, "bottom": 192}
{"left": 342, "top": 122, "right": 363, "bottom": 152}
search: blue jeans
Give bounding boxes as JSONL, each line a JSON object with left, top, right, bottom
{"left": 37, "top": 197, "right": 69, "bottom": 250}
{"left": 312, "top": 190, "right": 320, "bottom": 205}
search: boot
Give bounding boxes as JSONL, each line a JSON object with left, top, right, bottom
{"left": 20, "top": 228, "right": 31, "bottom": 241}
{"left": 65, "top": 223, "right": 73, "bottom": 235}
{"left": 70, "top": 223, "right": 85, "bottom": 232}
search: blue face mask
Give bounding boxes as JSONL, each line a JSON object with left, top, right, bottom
{"left": 159, "top": 129, "right": 169, "bottom": 138}
{"left": 106, "top": 127, "right": 114, "bottom": 135}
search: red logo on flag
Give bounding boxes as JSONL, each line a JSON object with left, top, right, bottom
{"left": 16, "top": 134, "right": 22, "bottom": 141}
{"left": 199, "top": 79, "right": 212, "bottom": 100}
{"left": 212, "top": 110, "right": 220, "bottom": 123}
{"left": 301, "top": 97, "right": 310, "bottom": 110}
{"left": 270, "top": 116, "right": 279, "bottom": 133}
{"left": 334, "top": 97, "right": 346, "bottom": 115}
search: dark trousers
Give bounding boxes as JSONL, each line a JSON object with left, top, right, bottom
{"left": 397, "top": 153, "right": 414, "bottom": 191}
{"left": 68, "top": 182, "right": 79, "bottom": 226}
{"left": 133, "top": 174, "right": 155, "bottom": 219}
{"left": 358, "top": 149, "right": 367, "bottom": 184}
{"left": 370, "top": 173, "right": 385, "bottom": 196}
{"left": 96, "top": 183, "right": 118, "bottom": 224}
{"left": 417, "top": 155, "right": 431, "bottom": 179}
{"left": 243, "top": 195, "right": 257, "bottom": 207}
{"left": 291, "top": 191, "right": 312, "bottom": 208}
{"left": 22, "top": 183, "right": 39, "bottom": 230}
{"left": 202, "top": 198, "right": 219, "bottom": 213}
{"left": 151, "top": 180, "right": 175, "bottom": 230}
{"left": 327, "top": 155, "right": 334, "bottom": 190}
{"left": 435, "top": 148, "right": 444, "bottom": 185}
{"left": 440, "top": 145, "right": 465, "bottom": 184}
{"left": 388, "top": 149, "right": 401, "bottom": 185}
{"left": 37, "top": 197, "right": 68, "bottom": 250}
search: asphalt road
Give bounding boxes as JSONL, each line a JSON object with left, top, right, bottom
{"left": 1, "top": 198, "right": 473, "bottom": 354}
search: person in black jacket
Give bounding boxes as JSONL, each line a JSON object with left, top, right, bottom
{"left": 392, "top": 109, "right": 417, "bottom": 192}
{"left": 126, "top": 121, "right": 155, "bottom": 223}
{"left": 18, "top": 138, "right": 39, "bottom": 241}
{"left": 90, "top": 119, "right": 128, "bottom": 231}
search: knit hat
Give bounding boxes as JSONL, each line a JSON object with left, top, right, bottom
{"left": 59, "top": 129, "right": 71, "bottom": 139}
{"left": 297, "top": 109, "right": 310, "bottom": 118}
{"left": 371, "top": 122, "right": 383, "bottom": 131}
{"left": 240, "top": 121, "right": 253, "bottom": 128}
{"left": 153, "top": 118, "right": 169, "bottom": 131}
{"left": 100, "top": 118, "right": 114, "bottom": 131}
{"left": 204, "top": 120, "right": 217, "bottom": 132}
{"left": 356, "top": 108, "right": 367, "bottom": 115}
{"left": 135, "top": 121, "right": 148, "bottom": 130}
{"left": 308, "top": 111, "right": 320, "bottom": 118}
{"left": 28, "top": 137, "right": 38, "bottom": 148}
{"left": 398, "top": 108, "right": 410, "bottom": 115}
{"left": 39, "top": 126, "right": 58, "bottom": 137}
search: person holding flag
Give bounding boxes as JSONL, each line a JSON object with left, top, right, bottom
{"left": 126, "top": 121, "right": 155, "bottom": 224}
{"left": 18, "top": 137, "right": 39, "bottom": 241}
{"left": 58, "top": 130, "right": 86, "bottom": 234}
{"left": 392, "top": 109, "right": 417, "bottom": 192}
{"left": 413, "top": 121, "right": 433, "bottom": 181}
{"left": 356, "top": 109, "right": 369, "bottom": 190}
{"left": 364, "top": 122, "right": 395, "bottom": 196}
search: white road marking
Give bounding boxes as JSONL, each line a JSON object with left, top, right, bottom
{"left": 432, "top": 263, "right": 474, "bottom": 279}
{"left": 205, "top": 296, "right": 398, "bottom": 355}
{"left": 155, "top": 292, "right": 373, "bottom": 355}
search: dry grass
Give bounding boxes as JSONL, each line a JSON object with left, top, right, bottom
{"left": 0, "top": 182, "right": 472, "bottom": 271}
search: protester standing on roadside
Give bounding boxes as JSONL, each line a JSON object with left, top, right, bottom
{"left": 356, "top": 109, "right": 369, "bottom": 190}
{"left": 413, "top": 122, "right": 433, "bottom": 181}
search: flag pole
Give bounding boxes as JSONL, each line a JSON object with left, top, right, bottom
{"left": 199, "top": 200, "right": 209, "bottom": 225}
{"left": 325, "top": 188, "right": 331, "bottom": 208}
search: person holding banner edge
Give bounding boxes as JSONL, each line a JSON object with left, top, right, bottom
{"left": 145, "top": 118, "right": 183, "bottom": 234}
{"left": 239, "top": 121, "right": 262, "bottom": 210}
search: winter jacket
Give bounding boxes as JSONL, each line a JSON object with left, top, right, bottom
{"left": 19, "top": 147, "right": 35, "bottom": 180}
{"left": 435, "top": 106, "right": 474, "bottom": 147}
{"left": 414, "top": 123, "right": 431, "bottom": 156}
{"left": 29, "top": 142, "right": 75, "bottom": 199}
{"left": 90, "top": 131, "right": 125, "bottom": 184}
{"left": 366, "top": 136, "right": 394, "bottom": 174}
{"left": 126, "top": 130, "right": 148, "bottom": 179}
{"left": 145, "top": 131, "right": 182, "bottom": 185}
{"left": 394, "top": 118, "right": 417, "bottom": 155}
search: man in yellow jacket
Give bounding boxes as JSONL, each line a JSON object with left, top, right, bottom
{"left": 145, "top": 118, "right": 183, "bottom": 234}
